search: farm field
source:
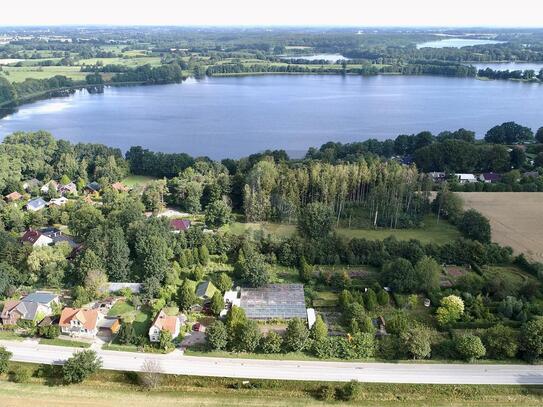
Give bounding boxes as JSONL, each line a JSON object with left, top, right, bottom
{"left": 459, "top": 192, "right": 543, "bottom": 262}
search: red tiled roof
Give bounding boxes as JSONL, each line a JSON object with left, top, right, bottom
{"left": 59, "top": 307, "right": 99, "bottom": 331}
{"left": 151, "top": 310, "right": 178, "bottom": 335}
{"left": 5, "top": 191, "right": 22, "bottom": 201}
{"left": 170, "top": 219, "right": 191, "bottom": 231}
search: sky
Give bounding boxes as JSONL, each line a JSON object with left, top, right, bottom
{"left": 1, "top": 0, "right": 542, "bottom": 27}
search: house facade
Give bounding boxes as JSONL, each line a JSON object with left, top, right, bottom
{"left": 1, "top": 292, "right": 60, "bottom": 325}
{"left": 148, "top": 309, "right": 181, "bottom": 342}
{"left": 21, "top": 229, "right": 53, "bottom": 247}
{"left": 59, "top": 307, "right": 101, "bottom": 338}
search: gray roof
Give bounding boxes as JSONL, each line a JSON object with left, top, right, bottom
{"left": 240, "top": 284, "right": 307, "bottom": 320}
{"left": 27, "top": 197, "right": 47, "bottom": 210}
{"left": 14, "top": 301, "right": 39, "bottom": 320}
{"left": 23, "top": 292, "right": 58, "bottom": 304}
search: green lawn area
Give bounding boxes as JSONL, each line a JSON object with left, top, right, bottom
{"left": 225, "top": 215, "right": 459, "bottom": 245}
{"left": 311, "top": 291, "right": 339, "bottom": 307}
{"left": 2, "top": 66, "right": 89, "bottom": 82}
{"left": 39, "top": 337, "right": 91, "bottom": 348}
{"left": 0, "top": 331, "right": 24, "bottom": 341}
{"left": 108, "top": 300, "right": 152, "bottom": 337}
{"left": 122, "top": 174, "right": 158, "bottom": 188}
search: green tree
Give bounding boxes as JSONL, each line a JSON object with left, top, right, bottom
{"left": 215, "top": 273, "right": 232, "bottom": 292}
{"left": 0, "top": 346, "right": 12, "bottom": 374}
{"left": 206, "top": 321, "right": 228, "bottom": 350}
{"left": 382, "top": 258, "right": 418, "bottom": 293}
{"left": 359, "top": 316, "right": 375, "bottom": 334}
{"left": 283, "top": 318, "right": 310, "bottom": 352}
{"left": 235, "top": 320, "right": 261, "bottom": 353}
{"left": 350, "top": 332, "right": 375, "bottom": 359}
{"left": 106, "top": 227, "right": 131, "bottom": 282}
{"left": 455, "top": 334, "right": 486, "bottom": 362}
{"left": 376, "top": 289, "right": 389, "bottom": 306}
{"left": 310, "top": 314, "right": 328, "bottom": 342}
{"left": 177, "top": 279, "right": 197, "bottom": 311}
{"left": 210, "top": 291, "right": 224, "bottom": 316}
{"left": 62, "top": 350, "right": 102, "bottom": 384}
{"left": 457, "top": 209, "right": 491, "bottom": 243}
{"left": 482, "top": 324, "right": 518, "bottom": 359}
{"left": 225, "top": 306, "right": 247, "bottom": 342}
{"left": 298, "top": 256, "right": 313, "bottom": 283}
{"left": 159, "top": 329, "right": 174, "bottom": 351}
{"left": 520, "top": 318, "right": 543, "bottom": 362}
{"left": 117, "top": 322, "right": 136, "bottom": 345}
{"left": 536, "top": 127, "right": 543, "bottom": 143}
{"left": 297, "top": 202, "right": 334, "bottom": 240}
{"left": 436, "top": 295, "right": 465, "bottom": 327}
{"left": 199, "top": 245, "right": 210, "bottom": 266}
{"left": 68, "top": 203, "right": 105, "bottom": 239}
{"left": 414, "top": 256, "right": 441, "bottom": 293}
{"left": 204, "top": 200, "right": 232, "bottom": 228}
{"left": 401, "top": 324, "right": 432, "bottom": 359}
{"left": 260, "top": 331, "right": 283, "bottom": 353}
{"left": 234, "top": 250, "right": 270, "bottom": 287}
{"left": 364, "top": 288, "right": 377, "bottom": 311}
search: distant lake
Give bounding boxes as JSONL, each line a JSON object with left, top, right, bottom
{"left": 279, "top": 53, "right": 348, "bottom": 62}
{"left": 472, "top": 62, "right": 543, "bottom": 72}
{"left": 417, "top": 38, "right": 505, "bottom": 49}
{"left": 0, "top": 75, "right": 542, "bottom": 159}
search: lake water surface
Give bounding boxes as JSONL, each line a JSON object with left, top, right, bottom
{"left": 472, "top": 62, "right": 543, "bottom": 72}
{"left": 0, "top": 75, "right": 542, "bottom": 159}
{"left": 417, "top": 38, "right": 505, "bottom": 49}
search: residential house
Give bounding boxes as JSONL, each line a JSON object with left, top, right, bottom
{"left": 59, "top": 182, "right": 77, "bottom": 196}
{"left": 148, "top": 309, "right": 182, "bottom": 342}
{"left": 455, "top": 173, "right": 477, "bottom": 184}
{"left": 93, "top": 297, "right": 119, "bottom": 315}
{"left": 428, "top": 172, "right": 446, "bottom": 183}
{"left": 59, "top": 307, "right": 101, "bottom": 338}
{"left": 26, "top": 197, "right": 47, "bottom": 212}
{"left": 21, "top": 229, "right": 53, "bottom": 247}
{"left": 40, "top": 180, "right": 58, "bottom": 195}
{"left": 5, "top": 191, "right": 22, "bottom": 202}
{"left": 1, "top": 292, "right": 60, "bottom": 325}
{"left": 22, "top": 178, "right": 40, "bottom": 192}
{"left": 97, "top": 317, "right": 121, "bottom": 336}
{"left": 111, "top": 182, "right": 129, "bottom": 193}
{"left": 39, "top": 227, "right": 77, "bottom": 247}
{"left": 195, "top": 281, "right": 218, "bottom": 300}
{"left": 479, "top": 173, "right": 502, "bottom": 183}
{"left": 85, "top": 181, "right": 102, "bottom": 195}
{"left": 48, "top": 196, "right": 69, "bottom": 207}
{"left": 170, "top": 219, "right": 191, "bottom": 233}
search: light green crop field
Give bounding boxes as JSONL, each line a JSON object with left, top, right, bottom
{"left": 2, "top": 66, "right": 89, "bottom": 82}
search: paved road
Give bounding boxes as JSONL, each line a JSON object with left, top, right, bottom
{"left": 2, "top": 339, "right": 543, "bottom": 384}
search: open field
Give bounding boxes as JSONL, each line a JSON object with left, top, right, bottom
{"left": 459, "top": 192, "right": 543, "bottom": 262}
{"left": 225, "top": 215, "right": 459, "bottom": 244}
{"left": 1, "top": 371, "right": 543, "bottom": 407}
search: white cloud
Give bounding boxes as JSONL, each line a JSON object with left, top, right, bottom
{"left": 1, "top": 0, "right": 542, "bottom": 27}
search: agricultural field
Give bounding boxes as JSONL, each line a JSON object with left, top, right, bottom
{"left": 459, "top": 192, "right": 543, "bottom": 262}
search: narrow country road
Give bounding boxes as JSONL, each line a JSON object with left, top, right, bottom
{"left": 2, "top": 339, "right": 543, "bottom": 384}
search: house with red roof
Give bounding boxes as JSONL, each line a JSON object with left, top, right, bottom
{"left": 59, "top": 307, "right": 101, "bottom": 338}
{"left": 170, "top": 219, "right": 191, "bottom": 233}
{"left": 21, "top": 229, "right": 53, "bottom": 248}
{"left": 5, "top": 191, "right": 23, "bottom": 202}
{"left": 148, "top": 309, "right": 182, "bottom": 342}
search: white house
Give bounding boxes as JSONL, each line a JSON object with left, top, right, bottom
{"left": 26, "top": 197, "right": 47, "bottom": 212}
{"left": 455, "top": 173, "right": 477, "bottom": 184}
{"left": 21, "top": 229, "right": 53, "bottom": 247}
{"left": 148, "top": 309, "right": 181, "bottom": 342}
{"left": 59, "top": 307, "right": 101, "bottom": 338}
{"left": 49, "top": 197, "right": 69, "bottom": 207}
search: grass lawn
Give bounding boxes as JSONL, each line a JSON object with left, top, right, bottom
{"left": 0, "top": 331, "right": 24, "bottom": 341}
{"left": 2, "top": 66, "right": 89, "bottom": 82}
{"left": 224, "top": 215, "right": 459, "bottom": 245}
{"left": 121, "top": 174, "right": 158, "bottom": 188}
{"left": 1, "top": 363, "right": 542, "bottom": 406}
{"left": 311, "top": 291, "right": 339, "bottom": 307}
{"left": 107, "top": 301, "right": 152, "bottom": 337}
{"left": 39, "top": 338, "right": 91, "bottom": 348}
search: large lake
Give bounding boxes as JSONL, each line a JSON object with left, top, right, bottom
{"left": 0, "top": 75, "right": 542, "bottom": 159}
{"left": 417, "top": 38, "right": 505, "bottom": 49}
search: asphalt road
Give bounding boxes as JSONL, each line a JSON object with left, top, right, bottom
{"left": 2, "top": 339, "right": 543, "bottom": 384}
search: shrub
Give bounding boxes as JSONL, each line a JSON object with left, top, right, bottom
{"left": 338, "top": 380, "right": 361, "bottom": 401}
{"left": 260, "top": 331, "right": 283, "bottom": 354}
{"left": 0, "top": 346, "right": 12, "bottom": 374}
{"left": 455, "top": 334, "right": 486, "bottom": 362}
{"left": 10, "top": 366, "right": 31, "bottom": 383}
{"left": 317, "top": 384, "right": 337, "bottom": 401}
{"left": 62, "top": 350, "right": 102, "bottom": 384}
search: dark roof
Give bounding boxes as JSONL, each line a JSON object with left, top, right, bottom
{"left": 38, "top": 315, "right": 59, "bottom": 327}
{"left": 170, "top": 219, "right": 191, "bottom": 231}
{"left": 481, "top": 172, "right": 502, "bottom": 182}
{"left": 240, "top": 284, "right": 307, "bottom": 320}
{"left": 86, "top": 181, "right": 102, "bottom": 192}
{"left": 23, "top": 292, "right": 58, "bottom": 304}
{"left": 40, "top": 227, "right": 62, "bottom": 237}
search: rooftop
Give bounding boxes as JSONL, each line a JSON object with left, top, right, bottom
{"left": 240, "top": 284, "right": 307, "bottom": 320}
{"left": 22, "top": 292, "right": 58, "bottom": 304}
